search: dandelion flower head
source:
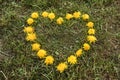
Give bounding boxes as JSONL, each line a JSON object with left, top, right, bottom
{"left": 73, "top": 11, "right": 81, "bottom": 19}
{"left": 82, "top": 14, "right": 89, "bottom": 20}
{"left": 56, "top": 17, "right": 64, "bottom": 25}
{"left": 48, "top": 12, "right": 55, "bottom": 20}
{"left": 83, "top": 43, "right": 90, "bottom": 51}
{"left": 37, "top": 49, "right": 47, "bottom": 58}
{"left": 66, "top": 13, "right": 73, "bottom": 20}
{"left": 86, "top": 22, "right": 94, "bottom": 28}
{"left": 88, "top": 28, "right": 95, "bottom": 35}
{"left": 23, "top": 26, "right": 34, "bottom": 33}
{"left": 31, "top": 43, "right": 40, "bottom": 51}
{"left": 75, "top": 49, "right": 83, "bottom": 57}
{"left": 31, "top": 12, "right": 39, "bottom": 19}
{"left": 42, "top": 11, "right": 49, "bottom": 18}
{"left": 56, "top": 62, "right": 68, "bottom": 73}
{"left": 68, "top": 55, "right": 77, "bottom": 64}
{"left": 27, "top": 18, "right": 34, "bottom": 25}
{"left": 26, "top": 33, "right": 36, "bottom": 41}
{"left": 87, "top": 36, "right": 97, "bottom": 43}
{"left": 45, "top": 56, "right": 54, "bottom": 65}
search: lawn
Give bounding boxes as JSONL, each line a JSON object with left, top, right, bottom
{"left": 0, "top": 0, "right": 120, "bottom": 80}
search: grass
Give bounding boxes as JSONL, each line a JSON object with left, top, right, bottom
{"left": 0, "top": 0, "right": 120, "bottom": 80}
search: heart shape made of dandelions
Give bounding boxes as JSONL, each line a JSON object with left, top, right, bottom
{"left": 23, "top": 11, "right": 97, "bottom": 73}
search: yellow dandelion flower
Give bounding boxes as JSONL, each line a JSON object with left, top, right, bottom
{"left": 86, "top": 22, "right": 94, "bottom": 28}
{"left": 31, "top": 12, "right": 39, "bottom": 19}
{"left": 42, "top": 11, "right": 49, "bottom": 18}
{"left": 56, "top": 62, "right": 68, "bottom": 73}
{"left": 66, "top": 13, "right": 73, "bottom": 20}
{"left": 73, "top": 11, "right": 81, "bottom": 19}
{"left": 27, "top": 18, "right": 34, "bottom": 25}
{"left": 88, "top": 28, "right": 95, "bottom": 35}
{"left": 83, "top": 43, "right": 90, "bottom": 51}
{"left": 82, "top": 14, "right": 89, "bottom": 20}
{"left": 37, "top": 49, "right": 47, "bottom": 59}
{"left": 45, "top": 56, "right": 54, "bottom": 65}
{"left": 26, "top": 33, "right": 36, "bottom": 41}
{"left": 68, "top": 55, "right": 77, "bottom": 64}
{"left": 48, "top": 12, "right": 55, "bottom": 20}
{"left": 87, "top": 36, "right": 97, "bottom": 43}
{"left": 23, "top": 26, "right": 34, "bottom": 33}
{"left": 31, "top": 43, "right": 40, "bottom": 51}
{"left": 56, "top": 17, "right": 64, "bottom": 25}
{"left": 75, "top": 49, "right": 83, "bottom": 57}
